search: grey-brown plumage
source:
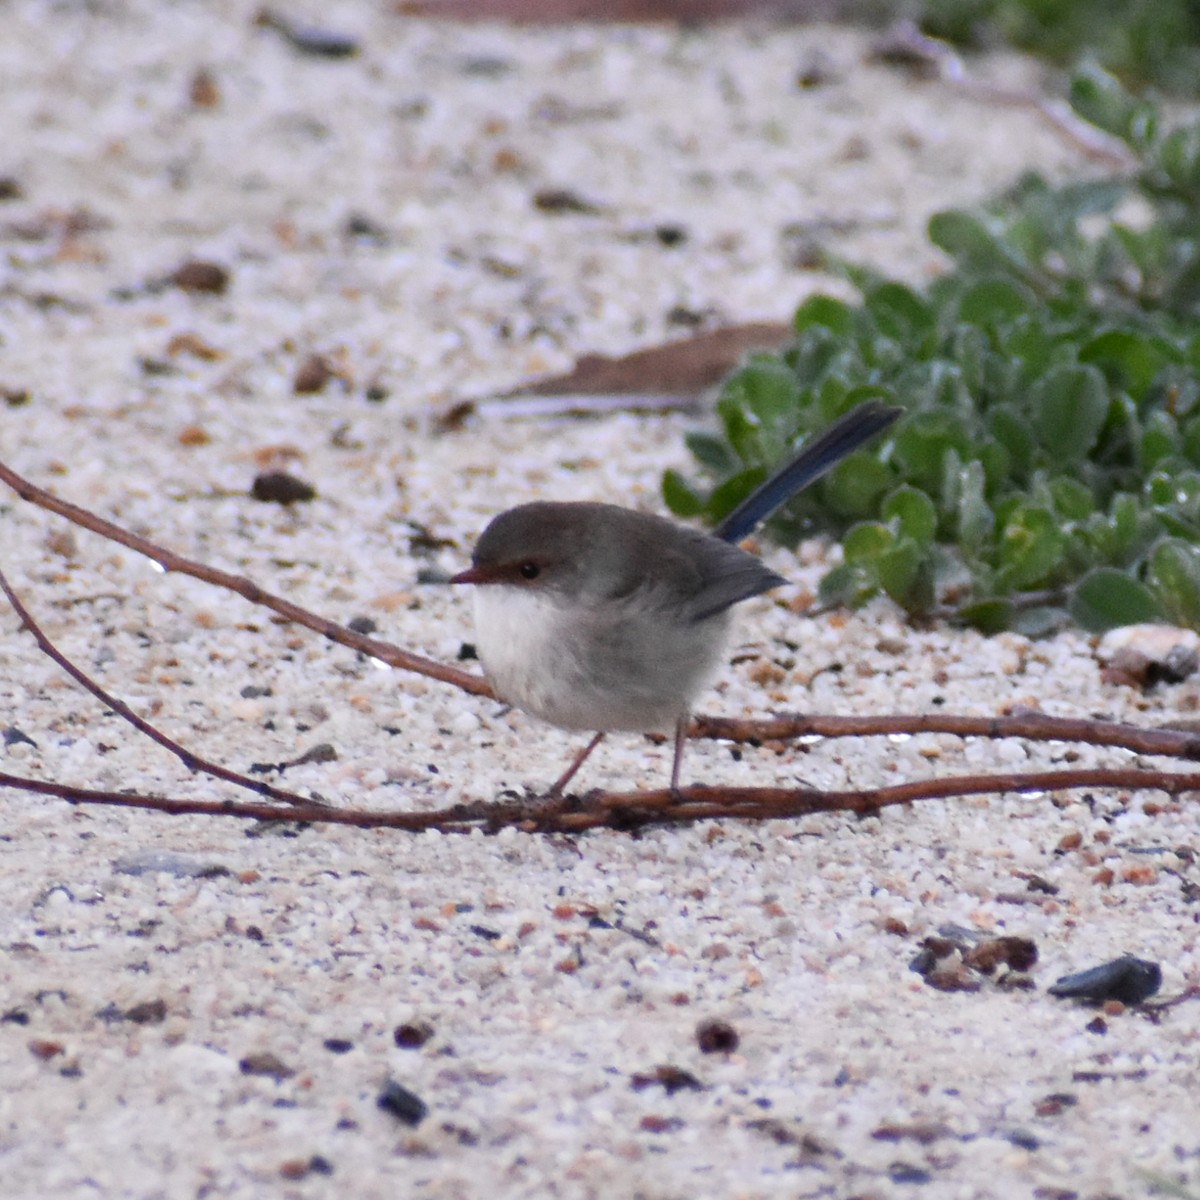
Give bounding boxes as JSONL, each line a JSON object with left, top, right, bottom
{"left": 452, "top": 400, "right": 901, "bottom": 791}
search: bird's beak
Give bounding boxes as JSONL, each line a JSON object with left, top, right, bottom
{"left": 450, "top": 565, "right": 488, "bottom": 585}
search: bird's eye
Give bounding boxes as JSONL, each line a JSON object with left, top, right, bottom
{"left": 519, "top": 561, "right": 540, "bottom": 580}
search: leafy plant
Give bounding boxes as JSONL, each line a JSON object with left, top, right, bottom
{"left": 664, "top": 70, "right": 1200, "bottom": 635}
{"left": 920, "top": 0, "right": 1200, "bottom": 98}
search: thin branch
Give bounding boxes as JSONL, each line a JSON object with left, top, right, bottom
{"left": 691, "top": 710, "right": 1200, "bottom": 760}
{"left": 0, "top": 565, "right": 328, "bottom": 810}
{"left": 0, "top": 456, "right": 493, "bottom": 697}
{"left": 1, "top": 765, "right": 1194, "bottom": 834}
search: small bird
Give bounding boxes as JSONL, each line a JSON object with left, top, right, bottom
{"left": 452, "top": 400, "right": 901, "bottom": 793}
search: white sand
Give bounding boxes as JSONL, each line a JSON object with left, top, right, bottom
{"left": 1, "top": 3, "right": 1197, "bottom": 1197}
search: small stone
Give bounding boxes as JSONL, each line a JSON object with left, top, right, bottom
{"left": 1048, "top": 955, "right": 1162, "bottom": 1005}
{"left": 629, "top": 1065, "right": 703, "bottom": 1095}
{"left": 170, "top": 259, "right": 229, "bottom": 295}
{"left": 393, "top": 1021, "right": 433, "bottom": 1049}
{"left": 189, "top": 68, "right": 221, "bottom": 108}
{"left": 533, "top": 187, "right": 601, "bottom": 215}
{"left": 124, "top": 999, "right": 168, "bottom": 1025}
{"left": 1098, "top": 624, "right": 1200, "bottom": 687}
{"left": 250, "top": 471, "right": 316, "bottom": 504}
{"left": 166, "top": 331, "right": 223, "bottom": 361}
{"left": 239, "top": 1051, "right": 295, "bottom": 1081}
{"left": 964, "top": 935, "right": 1038, "bottom": 975}
{"left": 257, "top": 9, "right": 359, "bottom": 58}
{"left": 376, "top": 1079, "right": 427, "bottom": 1125}
{"left": 695, "top": 1019, "right": 739, "bottom": 1055}
{"left": 293, "top": 353, "right": 336, "bottom": 394}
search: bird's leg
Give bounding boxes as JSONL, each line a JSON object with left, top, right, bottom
{"left": 669, "top": 716, "right": 689, "bottom": 796}
{"left": 548, "top": 731, "right": 606, "bottom": 796}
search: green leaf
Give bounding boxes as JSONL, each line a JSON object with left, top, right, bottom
{"left": 820, "top": 453, "right": 894, "bottom": 519}
{"left": 929, "top": 210, "right": 1028, "bottom": 277}
{"left": 1011, "top": 606, "right": 1072, "bottom": 638}
{"left": 793, "top": 294, "right": 853, "bottom": 336}
{"left": 1048, "top": 476, "right": 1095, "bottom": 521}
{"left": 1079, "top": 329, "right": 1178, "bottom": 400}
{"left": 956, "top": 459, "right": 994, "bottom": 556}
{"left": 661, "top": 469, "right": 705, "bottom": 518}
{"left": 994, "top": 505, "right": 1066, "bottom": 592}
{"left": 877, "top": 538, "right": 932, "bottom": 611}
{"left": 818, "top": 561, "right": 879, "bottom": 609}
{"left": 843, "top": 521, "right": 894, "bottom": 562}
{"left": 957, "top": 278, "right": 1037, "bottom": 327}
{"left": 1030, "top": 363, "right": 1110, "bottom": 462}
{"left": 1140, "top": 411, "right": 1181, "bottom": 470}
{"left": 1070, "top": 567, "right": 1164, "bottom": 631}
{"left": 865, "top": 282, "right": 933, "bottom": 343}
{"left": 1149, "top": 539, "right": 1200, "bottom": 627}
{"left": 739, "top": 359, "right": 801, "bottom": 426}
{"left": 988, "top": 406, "right": 1035, "bottom": 480}
{"left": 1069, "top": 65, "right": 1157, "bottom": 148}
{"left": 892, "top": 412, "right": 972, "bottom": 494}
{"left": 882, "top": 485, "right": 938, "bottom": 545}
{"left": 684, "top": 432, "right": 736, "bottom": 474}
{"left": 704, "top": 467, "right": 766, "bottom": 523}
{"left": 957, "top": 598, "right": 1014, "bottom": 634}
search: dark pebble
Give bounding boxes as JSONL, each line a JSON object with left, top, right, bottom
{"left": 323, "top": 1038, "right": 354, "bottom": 1054}
{"left": 376, "top": 1079, "right": 428, "bottom": 1126}
{"left": 125, "top": 998, "right": 168, "bottom": 1025}
{"left": 695, "top": 1019, "right": 739, "bottom": 1055}
{"left": 533, "top": 187, "right": 600, "bottom": 215}
{"left": 393, "top": 1021, "right": 434, "bottom": 1049}
{"left": 630, "top": 1065, "right": 703, "bottom": 1095}
{"left": 1048, "top": 955, "right": 1162, "bottom": 1005}
{"left": 257, "top": 8, "right": 359, "bottom": 58}
{"left": 293, "top": 353, "right": 336, "bottom": 394}
{"left": 250, "top": 471, "right": 316, "bottom": 504}
{"left": 170, "top": 259, "right": 229, "bottom": 295}
{"left": 239, "top": 1051, "right": 296, "bottom": 1080}
{"left": 888, "top": 1162, "right": 933, "bottom": 1184}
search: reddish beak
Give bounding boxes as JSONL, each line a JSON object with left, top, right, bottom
{"left": 450, "top": 565, "right": 489, "bottom": 585}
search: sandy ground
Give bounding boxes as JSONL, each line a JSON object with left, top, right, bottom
{"left": 1, "top": 2, "right": 1197, "bottom": 1198}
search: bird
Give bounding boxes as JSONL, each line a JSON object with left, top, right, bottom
{"left": 451, "top": 399, "right": 901, "bottom": 793}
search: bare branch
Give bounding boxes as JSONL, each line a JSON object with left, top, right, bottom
{"left": 0, "top": 565, "right": 329, "bottom": 810}
{"left": 692, "top": 710, "right": 1200, "bottom": 760}
{"left": 1, "top": 765, "right": 1193, "bottom": 835}
{"left": 0, "top": 456, "right": 493, "bottom": 697}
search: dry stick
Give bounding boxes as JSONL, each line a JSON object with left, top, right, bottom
{"left": 692, "top": 711, "right": 1200, "bottom": 761}
{"left": 0, "top": 457, "right": 492, "bottom": 697}
{"left": 0, "top": 765, "right": 1195, "bottom": 834}
{"left": 0, "top": 565, "right": 328, "bottom": 810}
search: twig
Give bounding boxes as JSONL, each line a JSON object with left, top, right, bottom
{"left": 0, "top": 456, "right": 492, "bottom": 698}
{"left": 691, "top": 710, "right": 1200, "bottom": 760}
{"left": 1, "top": 765, "right": 1194, "bottom": 834}
{"left": 0, "top": 565, "right": 329, "bottom": 810}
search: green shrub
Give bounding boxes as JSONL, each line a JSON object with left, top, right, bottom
{"left": 664, "top": 70, "right": 1200, "bottom": 634}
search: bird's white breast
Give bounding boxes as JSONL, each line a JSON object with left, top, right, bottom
{"left": 471, "top": 582, "right": 730, "bottom": 734}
